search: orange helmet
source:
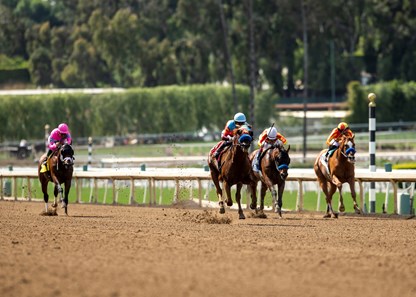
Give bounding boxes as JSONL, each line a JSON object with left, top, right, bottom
{"left": 337, "top": 122, "right": 349, "bottom": 132}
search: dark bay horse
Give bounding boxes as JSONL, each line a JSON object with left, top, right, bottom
{"left": 38, "top": 143, "right": 75, "bottom": 215}
{"left": 249, "top": 144, "right": 291, "bottom": 218}
{"left": 314, "top": 135, "right": 360, "bottom": 218}
{"left": 207, "top": 126, "right": 257, "bottom": 219}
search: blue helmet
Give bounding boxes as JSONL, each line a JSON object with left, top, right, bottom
{"left": 233, "top": 112, "right": 246, "bottom": 124}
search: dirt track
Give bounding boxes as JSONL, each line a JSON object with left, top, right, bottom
{"left": 1, "top": 200, "right": 415, "bottom": 297}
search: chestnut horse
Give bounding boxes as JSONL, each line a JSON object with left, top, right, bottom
{"left": 207, "top": 126, "right": 257, "bottom": 219}
{"left": 314, "top": 135, "right": 360, "bottom": 218}
{"left": 38, "top": 143, "right": 75, "bottom": 215}
{"left": 249, "top": 144, "right": 291, "bottom": 218}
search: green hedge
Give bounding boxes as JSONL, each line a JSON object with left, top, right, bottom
{"left": 346, "top": 80, "right": 416, "bottom": 123}
{"left": 0, "top": 84, "right": 255, "bottom": 141}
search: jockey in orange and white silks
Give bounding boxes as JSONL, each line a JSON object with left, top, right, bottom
{"left": 324, "top": 122, "right": 355, "bottom": 161}
{"left": 211, "top": 112, "right": 252, "bottom": 159}
{"left": 253, "top": 126, "right": 287, "bottom": 172}
{"left": 40, "top": 123, "right": 72, "bottom": 172}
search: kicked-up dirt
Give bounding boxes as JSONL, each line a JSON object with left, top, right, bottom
{"left": 0, "top": 200, "right": 415, "bottom": 297}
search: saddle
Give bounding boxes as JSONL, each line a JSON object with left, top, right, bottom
{"left": 321, "top": 147, "right": 338, "bottom": 177}
{"left": 327, "top": 147, "right": 337, "bottom": 159}
{"left": 215, "top": 146, "right": 232, "bottom": 171}
{"left": 40, "top": 151, "right": 59, "bottom": 173}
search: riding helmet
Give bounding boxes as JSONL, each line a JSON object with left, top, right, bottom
{"left": 233, "top": 112, "right": 246, "bottom": 125}
{"left": 267, "top": 127, "right": 278, "bottom": 140}
{"left": 337, "top": 122, "right": 349, "bottom": 132}
{"left": 58, "top": 123, "right": 69, "bottom": 134}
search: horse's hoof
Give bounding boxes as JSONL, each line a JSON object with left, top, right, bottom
{"left": 239, "top": 213, "right": 246, "bottom": 220}
{"left": 249, "top": 203, "right": 256, "bottom": 210}
{"left": 226, "top": 200, "right": 233, "bottom": 207}
{"left": 355, "top": 208, "right": 361, "bottom": 214}
{"left": 323, "top": 213, "right": 331, "bottom": 218}
{"left": 52, "top": 202, "right": 58, "bottom": 208}
{"left": 332, "top": 213, "right": 339, "bottom": 219}
{"left": 339, "top": 205, "right": 345, "bottom": 212}
{"left": 219, "top": 207, "right": 225, "bottom": 214}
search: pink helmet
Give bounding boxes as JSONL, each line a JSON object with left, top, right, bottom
{"left": 58, "top": 123, "right": 69, "bottom": 134}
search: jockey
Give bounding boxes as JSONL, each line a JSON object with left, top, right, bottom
{"left": 213, "top": 112, "right": 252, "bottom": 159}
{"left": 40, "top": 123, "right": 72, "bottom": 173}
{"left": 324, "top": 122, "right": 355, "bottom": 162}
{"left": 253, "top": 126, "right": 287, "bottom": 172}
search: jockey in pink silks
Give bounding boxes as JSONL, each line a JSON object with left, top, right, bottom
{"left": 40, "top": 123, "right": 72, "bottom": 172}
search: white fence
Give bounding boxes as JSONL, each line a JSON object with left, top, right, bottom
{"left": 1, "top": 168, "right": 415, "bottom": 214}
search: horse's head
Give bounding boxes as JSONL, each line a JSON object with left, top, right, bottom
{"left": 234, "top": 124, "right": 253, "bottom": 152}
{"left": 340, "top": 135, "right": 356, "bottom": 164}
{"left": 59, "top": 143, "right": 75, "bottom": 167}
{"left": 271, "top": 144, "right": 291, "bottom": 180}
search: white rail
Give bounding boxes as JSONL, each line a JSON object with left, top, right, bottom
{"left": 1, "top": 168, "right": 415, "bottom": 214}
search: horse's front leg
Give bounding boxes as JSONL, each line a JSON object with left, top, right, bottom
{"left": 235, "top": 183, "right": 245, "bottom": 219}
{"left": 331, "top": 175, "right": 345, "bottom": 213}
{"left": 52, "top": 183, "right": 63, "bottom": 209}
{"left": 348, "top": 177, "right": 361, "bottom": 214}
{"left": 260, "top": 182, "right": 268, "bottom": 212}
{"left": 325, "top": 182, "right": 338, "bottom": 218}
{"left": 210, "top": 169, "right": 224, "bottom": 214}
{"left": 41, "top": 178, "right": 49, "bottom": 213}
{"left": 249, "top": 182, "right": 258, "bottom": 211}
{"left": 223, "top": 181, "right": 233, "bottom": 207}
{"left": 62, "top": 180, "right": 71, "bottom": 215}
{"left": 338, "top": 184, "right": 345, "bottom": 213}
{"left": 275, "top": 182, "right": 286, "bottom": 218}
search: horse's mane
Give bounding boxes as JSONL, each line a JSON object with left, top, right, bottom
{"left": 338, "top": 135, "right": 355, "bottom": 152}
{"left": 61, "top": 143, "right": 74, "bottom": 155}
{"left": 270, "top": 144, "right": 290, "bottom": 165}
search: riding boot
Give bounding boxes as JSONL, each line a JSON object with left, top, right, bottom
{"left": 214, "top": 141, "right": 232, "bottom": 160}
{"left": 253, "top": 149, "right": 262, "bottom": 172}
{"left": 325, "top": 145, "right": 337, "bottom": 162}
{"left": 324, "top": 151, "right": 329, "bottom": 163}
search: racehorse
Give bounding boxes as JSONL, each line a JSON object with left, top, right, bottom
{"left": 38, "top": 143, "right": 75, "bottom": 215}
{"left": 207, "top": 126, "right": 257, "bottom": 219}
{"left": 314, "top": 135, "right": 360, "bottom": 218}
{"left": 249, "top": 144, "right": 291, "bottom": 218}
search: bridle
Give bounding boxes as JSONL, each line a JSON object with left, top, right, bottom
{"left": 58, "top": 144, "right": 75, "bottom": 169}
{"left": 339, "top": 138, "right": 356, "bottom": 163}
{"left": 271, "top": 145, "right": 290, "bottom": 179}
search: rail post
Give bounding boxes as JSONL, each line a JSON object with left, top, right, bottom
{"left": 88, "top": 136, "right": 93, "bottom": 166}
{"left": 368, "top": 93, "right": 377, "bottom": 213}
{"left": 44, "top": 124, "right": 50, "bottom": 153}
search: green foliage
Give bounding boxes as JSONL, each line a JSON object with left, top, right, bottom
{"left": 255, "top": 90, "right": 279, "bottom": 128}
{"left": 392, "top": 163, "right": 416, "bottom": 170}
{"left": 1, "top": 0, "right": 415, "bottom": 94}
{"left": 346, "top": 80, "right": 416, "bottom": 123}
{"left": 0, "top": 84, "right": 251, "bottom": 141}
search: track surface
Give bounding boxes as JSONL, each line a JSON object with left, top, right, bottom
{"left": 1, "top": 200, "right": 415, "bottom": 297}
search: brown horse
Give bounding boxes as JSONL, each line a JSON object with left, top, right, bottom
{"left": 207, "top": 126, "right": 257, "bottom": 219}
{"left": 38, "top": 143, "right": 75, "bottom": 215}
{"left": 249, "top": 144, "right": 291, "bottom": 218}
{"left": 314, "top": 135, "right": 360, "bottom": 218}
